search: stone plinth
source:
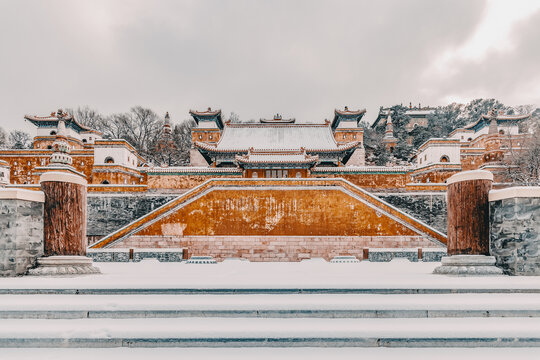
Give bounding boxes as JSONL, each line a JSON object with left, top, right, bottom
{"left": 27, "top": 256, "right": 100, "bottom": 275}
{"left": 433, "top": 255, "right": 502, "bottom": 275}
{"left": 490, "top": 187, "right": 540, "bottom": 275}
{"left": 435, "top": 170, "right": 502, "bottom": 276}
{"left": 0, "top": 189, "right": 44, "bottom": 276}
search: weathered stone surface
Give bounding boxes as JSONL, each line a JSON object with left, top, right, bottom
{"left": 87, "top": 249, "right": 184, "bottom": 262}
{"left": 87, "top": 194, "right": 176, "bottom": 239}
{"left": 368, "top": 248, "right": 419, "bottom": 262}
{"left": 422, "top": 249, "right": 448, "bottom": 262}
{"left": 0, "top": 199, "right": 43, "bottom": 276}
{"left": 27, "top": 256, "right": 100, "bottom": 276}
{"left": 133, "top": 249, "right": 184, "bottom": 262}
{"left": 110, "top": 235, "right": 437, "bottom": 262}
{"left": 490, "top": 197, "right": 540, "bottom": 275}
{"left": 378, "top": 193, "right": 447, "bottom": 233}
{"left": 433, "top": 255, "right": 503, "bottom": 276}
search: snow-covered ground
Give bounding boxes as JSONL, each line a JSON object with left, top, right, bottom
{"left": 0, "top": 259, "right": 539, "bottom": 290}
{"left": 1, "top": 293, "right": 540, "bottom": 311}
{"left": 2, "top": 317, "right": 540, "bottom": 338}
{"left": 4, "top": 348, "right": 540, "bottom": 360}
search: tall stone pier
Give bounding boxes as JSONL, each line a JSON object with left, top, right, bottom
{"left": 41, "top": 172, "right": 87, "bottom": 256}
{"left": 434, "top": 170, "right": 502, "bottom": 275}
{"left": 490, "top": 187, "right": 540, "bottom": 275}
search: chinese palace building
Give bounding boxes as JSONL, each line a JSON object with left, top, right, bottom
{"left": 0, "top": 106, "right": 532, "bottom": 261}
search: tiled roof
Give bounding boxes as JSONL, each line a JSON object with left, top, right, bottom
{"left": 196, "top": 123, "right": 358, "bottom": 152}
{"left": 465, "top": 112, "right": 531, "bottom": 131}
{"left": 24, "top": 113, "right": 102, "bottom": 135}
{"left": 312, "top": 166, "right": 411, "bottom": 173}
{"left": 146, "top": 167, "right": 242, "bottom": 174}
{"left": 235, "top": 150, "right": 319, "bottom": 164}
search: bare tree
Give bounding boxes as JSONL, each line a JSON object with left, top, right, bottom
{"left": 0, "top": 126, "right": 7, "bottom": 149}
{"left": 8, "top": 130, "right": 32, "bottom": 149}
{"left": 66, "top": 106, "right": 106, "bottom": 132}
{"left": 504, "top": 113, "right": 540, "bottom": 185}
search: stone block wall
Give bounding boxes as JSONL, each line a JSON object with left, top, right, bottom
{"left": 0, "top": 189, "right": 44, "bottom": 276}
{"left": 110, "top": 235, "right": 438, "bottom": 262}
{"left": 490, "top": 187, "right": 540, "bottom": 275}
{"left": 87, "top": 193, "right": 177, "bottom": 242}
{"left": 377, "top": 193, "right": 447, "bottom": 233}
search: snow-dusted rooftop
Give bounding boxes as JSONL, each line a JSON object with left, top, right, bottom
{"left": 198, "top": 123, "right": 358, "bottom": 152}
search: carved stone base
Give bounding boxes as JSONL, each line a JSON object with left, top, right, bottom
{"left": 433, "top": 255, "right": 504, "bottom": 276}
{"left": 27, "top": 256, "right": 101, "bottom": 276}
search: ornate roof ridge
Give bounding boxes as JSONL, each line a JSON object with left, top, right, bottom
{"left": 334, "top": 108, "right": 367, "bottom": 116}
{"left": 225, "top": 122, "right": 329, "bottom": 128}
{"left": 189, "top": 108, "right": 222, "bottom": 116}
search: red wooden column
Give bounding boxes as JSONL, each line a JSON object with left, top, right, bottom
{"left": 446, "top": 170, "right": 493, "bottom": 255}
{"left": 434, "top": 170, "right": 502, "bottom": 275}
{"left": 40, "top": 171, "right": 88, "bottom": 256}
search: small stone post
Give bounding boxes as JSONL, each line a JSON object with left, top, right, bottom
{"left": 28, "top": 110, "right": 99, "bottom": 275}
{"left": 434, "top": 170, "right": 502, "bottom": 275}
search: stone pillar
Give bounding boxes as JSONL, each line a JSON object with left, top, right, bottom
{"left": 490, "top": 187, "right": 540, "bottom": 275}
{"left": 28, "top": 171, "right": 99, "bottom": 275}
{"left": 41, "top": 171, "right": 87, "bottom": 256}
{"left": 0, "top": 189, "right": 44, "bottom": 276}
{"left": 434, "top": 170, "right": 502, "bottom": 275}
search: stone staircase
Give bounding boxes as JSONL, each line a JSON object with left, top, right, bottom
{"left": 1, "top": 290, "right": 540, "bottom": 348}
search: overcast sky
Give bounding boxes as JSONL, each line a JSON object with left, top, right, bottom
{"left": 1, "top": 0, "right": 539, "bottom": 133}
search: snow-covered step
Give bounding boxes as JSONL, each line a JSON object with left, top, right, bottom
{"left": 4, "top": 348, "right": 540, "bottom": 360}
{"left": 0, "top": 317, "right": 540, "bottom": 348}
{"left": 2, "top": 294, "right": 540, "bottom": 319}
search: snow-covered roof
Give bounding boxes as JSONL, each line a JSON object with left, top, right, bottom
{"left": 197, "top": 123, "right": 358, "bottom": 152}
{"left": 405, "top": 110, "right": 436, "bottom": 116}
{"left": 24, "top": 112, "right": 102, "bottom": 135}
{"left": 464, "top": 112, "right": 531, "bottom": 131}
{"left": 236, "top": 151, "right": 318, "bottom": 165}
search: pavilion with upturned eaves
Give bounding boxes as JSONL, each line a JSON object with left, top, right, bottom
{"left": 190, "top": 107, "right": 367, "bottom": 177}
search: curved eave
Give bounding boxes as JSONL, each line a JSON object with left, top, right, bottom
{"left": 465, "top": 113, "right": 532, "bottom": 131}
{"left": 235, "top": 155, "right": 319, "bottom": 165}
{"left": 195, "top": 141, "right": 359, "bottom": 154}
{"left": 259, "top": 118, "right": 296, "bottom": 124}
{"left": 332, "top": 108, "right": 367, "bottom": 130}
{"left": 24, "top": 114, "right": 95, "bottom": 133}
{"left": 189, "top": 109, "right": 223, "bottom": 129}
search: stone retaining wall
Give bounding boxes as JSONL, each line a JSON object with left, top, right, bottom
{"left": 0, "top": 189, "right": 44, "bottom": 276}
{"left": 377, "top": 193, "right": 447, "bottom": 234}
{"left": 87, "top": 193, "right": 177, "bottom": 239}
{"left": 109, "top": 235, "right": 439, "bottom": 262}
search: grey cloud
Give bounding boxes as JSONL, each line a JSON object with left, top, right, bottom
{"left": 1, "top": 0, "right": 518, "bottom": 134}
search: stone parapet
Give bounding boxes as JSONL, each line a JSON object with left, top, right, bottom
{"left": 0, "top": 189, "right": 44, "bottom": 276}
{"left": 489, "top": 186, "right": 540, "bottom": 275}
{"left": 368, "top": 248, "right": 419, "bottom": 262}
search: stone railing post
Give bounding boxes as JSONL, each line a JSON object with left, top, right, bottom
{"left": 490, "top": 187, "right": 540, "bottom": 275}
{"left": 434, "top": 170, "right": 502, "bottom": 275}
